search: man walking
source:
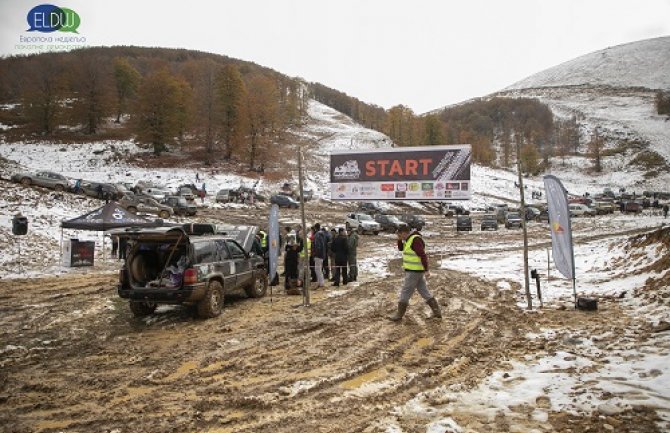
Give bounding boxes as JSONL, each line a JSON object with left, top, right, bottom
{"left": 347, "top": 227, "right": 359, "bottom": 282}
{"left": 388, "top": 225, "right": 442, "bottom": 321}
{"left": 663, "top": 203, "right": 669, "bottom": 219}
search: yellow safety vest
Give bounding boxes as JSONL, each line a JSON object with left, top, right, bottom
{"left": 259, "top": 231, "right": 267, "bottom": 248}
{"left": 299, "top": 236, "right": 311, "bottom": 258}
{"left": 402, "top": 234, "right": 425, "bottom": 271}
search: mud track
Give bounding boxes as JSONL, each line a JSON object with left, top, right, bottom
{"left": 0, "top": 211, "right": 664, "bottom": 432}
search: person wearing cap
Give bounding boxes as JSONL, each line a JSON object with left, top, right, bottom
{"left": 388, "top": 225, "right": 442, "bottom": 321}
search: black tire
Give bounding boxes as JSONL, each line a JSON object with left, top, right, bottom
{"left": 373, "top": 231, "right": 379, "bottom": 235}
{"left": 197, "top": 280, "right": 223, "bottom": 319}
{"left": 20, "top": 177, "right": 31, "bottom": 186}
{"left": 54, "top": 184, "right": 65, "bottom": 192}
{"left": 129, "top": 301, "right": 157, "bottom": 317}
{"left": 246, "top": 273, "right": 268, "bottom": 298}
{"left": 127, "top": 206, "right": 137, "bottom": 214}
{"left": 159, "top": 210, "right": 170, "bottom": 219}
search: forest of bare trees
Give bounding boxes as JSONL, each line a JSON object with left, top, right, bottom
{"left": 0, "top": 47, "right": 308, "bottom": 170}
{"left": 0, "top": 46, "right": 589, "bottom": 173}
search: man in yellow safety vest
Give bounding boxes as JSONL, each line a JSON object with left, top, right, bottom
{"left": 388, "top": 225, "right": 442, "bottom": 321}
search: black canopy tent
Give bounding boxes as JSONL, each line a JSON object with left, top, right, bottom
{"left": 60, "top": 201, "right": 163, "bottom": 261}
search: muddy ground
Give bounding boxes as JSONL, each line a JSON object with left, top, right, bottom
{"left": 0, "top": 206, "right": 666, "bottom": 433}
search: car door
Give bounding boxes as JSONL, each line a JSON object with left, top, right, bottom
{"left": 226, "top": 240, "right": 253, "bottom": 288}
{"left": 214, "top": 240, "right": 236, "bottom": 289}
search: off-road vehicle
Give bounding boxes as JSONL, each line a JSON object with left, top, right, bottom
{"left": 116, "top": 224, "right": 267, "bottom": 319}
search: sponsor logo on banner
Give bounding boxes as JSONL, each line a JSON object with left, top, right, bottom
{"left": 422, "top": 191, "right": 434, "bottom": 197}
{"left": 333, "top": 160, "right": 361, "bottom": 180}
{"left": 435, "top": 182, "right": 445, "bottom": 190}
{"left": 395, "top": 191, "right": 406, "bottom": 198}
{"left": 446, "top": 182, "right": 460, "bottom": 190}
{"left": 381, "top": 183, "right": 394, "bottom": 192}
{"left": 422, "top": 183, "right": 434, "bottom": 191}
{"left": 409, "top": 183, "right": 421, "bottom": 192}
{"left": 396, "top": 183, "right": 407, "bottom": 192}
{"left": 461, "top": 182, "right": 469, "bottom": 191}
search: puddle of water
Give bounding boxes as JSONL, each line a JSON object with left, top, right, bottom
{"left": 164, "top": 360, "right": 198, "bottom": 381}
{"left": 341, "top": 368, "right": 387, "bottom": 390}
{"left": 110, "top": 386, "right": 154, "bottom": 405}
{"left": 35, "top": 419, "right": 72, "bottom": 430}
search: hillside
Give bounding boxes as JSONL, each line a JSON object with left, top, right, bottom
{"left": 505, "top": 37, "right": 670, "bottom": 91}
{"left": 493, "top": 36, "right": 670, "bottom": 190}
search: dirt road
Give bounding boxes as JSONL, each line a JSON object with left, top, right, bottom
{"left": 1, "top": 211, "right": 666, "bottom": 433}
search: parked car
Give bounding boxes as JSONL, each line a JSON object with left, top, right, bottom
{"left": 346, "top": 213, "right": 381, "bottom": 235}
{"left": 398, "top": 214, "right": 426, "bottom": 231}
{"left": 142, "top": 186, "right": 172, "bottom": 201}
{"left": 569, "top": 203, "right": 595, "bottom": 217}
{"left": 12, "top": 170, "right": 72, "bottom": 191}
{"left": 119, "top": 195, "right": 173, "bottom": 219}
{"left": 456, "top": 215, "right": 472, "bottom": 232}
{"left": 216, "top": 189, "right": 233, "bottom": 203}
{"left": 621, "top": 201, "right": 643, "bottom": 214}
{"left": 444, "top": 204, "right": 469, "bottom": 217}
{"left": 358, "top": 202, "right": 384, "bottom": 214}
{"left": 480, "top": 214, "right": 499, "bottom": 231}
{"left": 594, "top": 201, "right": 616, "bottom": 215}
{"left": 78, "top": 181, "right": 124, "bottom": 200}
{"left": 270, "top": 194, "right": 300, "bottom": 209}
{"left": 505, "top": 212, "right": 523, "bottom": 229}
{"left": 524, "top": 206, "right": 541, "bottom": 221}
{"left": 373, "top": 214, "right": 405, "bottom": 232}
{"left": 177, "top": 187, "right": 195, "bottom": 202}
{"left": 116, "top": 225, "right": 267, "bottom": 319}
{"left": 179, "top": 183, "right": 207, "bottom": 199}
{"left": 162, "top": 196, "right": 197, "bottom": 216}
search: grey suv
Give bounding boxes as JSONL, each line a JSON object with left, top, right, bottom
{"left": 119, "top": 194, "right": 173, "bottom": 219}
{"left": 12, "top": 170, "right": 72, "bottom": 191}
{"left": 116, "top": 225, "right": 267, "bottom": 319}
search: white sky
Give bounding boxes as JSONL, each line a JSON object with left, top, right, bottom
{"left": 1, "top": 0, "right": 669, "bottom": 113}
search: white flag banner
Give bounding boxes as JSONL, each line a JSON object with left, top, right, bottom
{"left": 543, "top": 175, "right": 575, "bottom": 280}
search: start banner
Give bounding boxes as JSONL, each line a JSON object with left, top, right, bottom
{"left": 329, "top": 144, "right": 471, "bottom": 201}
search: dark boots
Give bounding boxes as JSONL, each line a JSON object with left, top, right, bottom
{"left": 427, "top": 297, "right": 442, "bottom": 319}
{"left": 387, "top": 301, "right": 408, "bottom": 322}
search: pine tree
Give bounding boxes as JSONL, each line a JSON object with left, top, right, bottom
{"left": 217, "top": 64, "right": 247, "bottom": 160}
{"left": 133, "top": 68, "right": 182, "bottom": 155}
{"left": 113, "top": 57, "right": 141, "bottom": 123}
{"left": 247, "top": 75, "right": 278, "bottom": 170}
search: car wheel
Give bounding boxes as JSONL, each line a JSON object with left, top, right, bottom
{"left": 245, "top": 273, "right": 268, "bottom": 298}
{"left": 373, "top": 231, "right": 379, "bottom": 235}
{"left": 54, "top": 184, "right": 64, "bottom": 192}
{"left": 159, "top": 210, "right": 170, "bottom": 219}
{"left": 129, "top": 301, "right": 157, "bottom": 317}
{"left": 197, "top": 280, "right": 223, "bottom": 319}
{"left": 127, "top": 206, "right": 137, "bottom": 214}
{"left": 20, "top": 177, "right": 31, "bottom": 186}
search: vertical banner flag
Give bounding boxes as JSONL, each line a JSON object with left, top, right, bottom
{"left": 268, "top": 204, "right": 279, "bottom": 278}
{"left": 543, "top": 175, "right": 575, "bottom": 280}
{"left": 330, "top": 145, "right": 471, "bottom": 201}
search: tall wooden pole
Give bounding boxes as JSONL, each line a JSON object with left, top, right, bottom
{"left": 516, "top": 141, "right": 532, "bottom": 310}
{"left": 297, "top": 145, "right": 310, "bottom": 307}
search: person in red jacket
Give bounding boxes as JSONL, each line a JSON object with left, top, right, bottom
{"left": 388, "top": 225, "right": 442, "bottom": 321}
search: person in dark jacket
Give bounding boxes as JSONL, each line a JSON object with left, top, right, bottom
{"left": 312, "top": 223, "right": 327, "bottom": 288}
{"left": 284, "top": 231, "right": 303, "bottom": 291}
{"left": 388, "top": 225, "right": 441, "bottom": 321}
{"left": 330, "top": 228, "right": 349, "bottom": 287}
{"left": 327, "top": 228, "right": 336, "bottom": 280}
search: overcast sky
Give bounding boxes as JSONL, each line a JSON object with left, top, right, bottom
{"left": 2, "top": 0, "right": 669, "bottom": 113}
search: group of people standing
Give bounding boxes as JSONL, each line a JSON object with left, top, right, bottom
{"left": 280, "top": 224, "right": 359, "bottom": 291}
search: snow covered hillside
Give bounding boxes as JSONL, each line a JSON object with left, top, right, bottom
{"left": 505, "top": 36, "right": 670, "bottom": 91}
{"left": 495, "top": 36, "right": 670, "bottom": 191}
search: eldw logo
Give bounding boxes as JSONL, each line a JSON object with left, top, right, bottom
{"left": 27, "top": 4, "right": 80, "bottom": 33}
